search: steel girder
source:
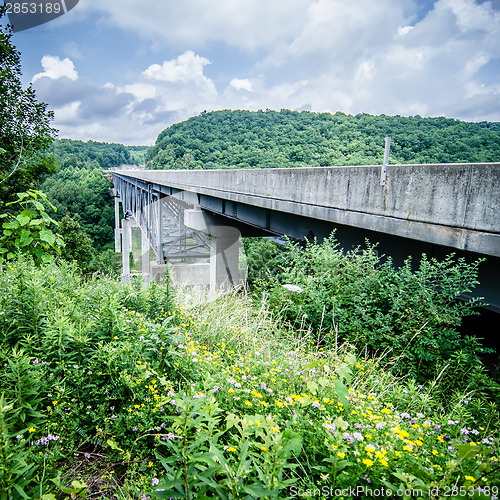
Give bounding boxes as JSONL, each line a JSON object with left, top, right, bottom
{"left": 113, "top": 173, "right": 209, "bottom": 264}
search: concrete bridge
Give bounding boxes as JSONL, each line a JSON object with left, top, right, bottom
{"left": 112, "top": 163, "right": 500, "bottom": 310}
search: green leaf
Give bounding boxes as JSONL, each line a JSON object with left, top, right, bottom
{"left": 19, "top": 234, "right": 34, "bottom": 247}
{"left": 29, "top": 218, "right": 45, "bottom": 226}
{"left": 280, "top": 429, "right": 302, "bottom": 458}
{"left": 12, "top": 484, "right": 29, "bottom": 499}
{"left": 242, "top": 482, "right": 274, "bottom": 497}
{"left": 149, "top": 488, "right": 185, "bottom": 498}
{"left": 39, "top": 229, "right": 56, "bottom": 246}
{"left": 332, "top": 379, "right": 351, "bottom": 409}
{"left": 16, "top": 214, "right": 31, "bottom": 226}
{"left": 106, "top": 439, "right": 123, "bottom": 452}
{"left": 33, "top": 200, "right": 45, "bottom": 212}
{"left": 306, "top": 380, "right": 318, "bottom": 394}
{"left": 456, "top": 443, "right": 482, "bottom": 460}
{"left": 189, "top": 453, "right": 218, "bottom": 467}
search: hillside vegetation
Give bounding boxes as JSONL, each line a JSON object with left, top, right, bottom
{"left": 147, "top": 110, "right": 500, "bottom": 170}
{"left": 0, "top": 255, "right": 498, "bottom": 498}
{"left": 49, "top": 139, "right": 133, "bottom": 170}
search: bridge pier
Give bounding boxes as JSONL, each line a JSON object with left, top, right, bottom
{"left": 184, "top": 208, "right": 243, "bottom": 295}
{"left": 114, "top": 197, "right": 121, "bottom": 253}
{"left": 141, "top": 228, "right": 151, "bottom": 284}
{"left": 114, "top": 194, "right": 243, "bottom": 295}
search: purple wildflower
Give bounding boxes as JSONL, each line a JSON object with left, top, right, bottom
{"left": 343, "top": 432, "right": 355, "bottom": 443}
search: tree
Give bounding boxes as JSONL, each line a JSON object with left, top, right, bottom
{"left": 0, "top": 189, "right": 64, "bottom": 267}
{"left": 0, "top": 7, "right": 58, "bottom": 204}
{"left": 58, "top": 215, "right": 95, "bottom": 272}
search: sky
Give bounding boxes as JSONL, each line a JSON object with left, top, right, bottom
{"left": 6, "top": 0, "right": 500, "bottom": 145}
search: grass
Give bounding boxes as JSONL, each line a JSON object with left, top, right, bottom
{"left": 0, "top": 258, "right": 498, "bottom": 499}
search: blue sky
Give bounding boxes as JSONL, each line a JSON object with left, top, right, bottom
{"left": 6, "top": 0, "right": 500, "bottom": 145}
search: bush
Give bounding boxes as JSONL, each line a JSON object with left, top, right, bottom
{"left": 0, "top": 257, "right": 498, "bottom": 497}
{"left": 260, "top": 235, "right": 490, "bottom": 384}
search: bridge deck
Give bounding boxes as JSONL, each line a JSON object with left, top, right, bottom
{"left": 114, "top": 163, "right": 500, "bottom": 258}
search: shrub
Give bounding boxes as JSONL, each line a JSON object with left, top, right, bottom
{"left": 261, "top": 234, "right": 489, "bottom": 384}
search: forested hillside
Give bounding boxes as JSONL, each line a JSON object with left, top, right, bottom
{"left": 35, "top": 140, "right": 133, "bottom": 274}
{"left": 147, "top": 110, "right": 500, "bottom": 170}
{"left": 49, "top": 138, "right": 133, "bottom": 169}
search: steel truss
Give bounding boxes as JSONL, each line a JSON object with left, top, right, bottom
{"left": 113, "top": 173, "right": 209, "bottom": 263}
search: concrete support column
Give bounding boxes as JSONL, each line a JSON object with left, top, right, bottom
{"left": 141, "top": 229, "right": 150, "bottom": 284}
{"left": 114, "top": 198, "right": 121, "bottom": 252}
{"left": 121, "top": 219, "right": 132, "bottom": 283}
{"left": 150, "top": 262, "right": 169, "bottom": 284}
{"left": 209, "top": 228, "right": 241, "bottom": 296}
{"left": 184, "top": 208, "right": 243, "bottom": 296}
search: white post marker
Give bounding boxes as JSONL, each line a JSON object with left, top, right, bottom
{"left": 380, "top": 136, "right": 391, "bottom": 187}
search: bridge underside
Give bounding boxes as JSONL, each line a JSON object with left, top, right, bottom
{"left": 114, "top": 178, "right": 245, "bottom": 296}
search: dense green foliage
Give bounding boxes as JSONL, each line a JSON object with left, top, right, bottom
{"left": 127, "top": 145, "right": 150, "bottom": 167}
{"left": 40, "top": 139, "right": 148, "bottom": 272}
{"left": 251, "top": 235, "right": 497, "bottom": 393}
{"left": 147, "top": 110, "right": 500, "bottom": 170}
{"left": 0, "top": 190, "right": 64, "bottom": 267}
{"left": 0, "top": 8, "right": 57, "bottom": 204}
{"left": 40, "top": 160, "right": 114, "bottom": 252}
{"left": 58, "top": 215, "right": 95, "bottom": 273}
{"left": 49, "top": 139, "right": 133, "bottom": 170}
{"left": 0, "top": 258, "right": 498, "bottom": 498}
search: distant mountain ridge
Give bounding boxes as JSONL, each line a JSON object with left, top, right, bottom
{"left": 147, "top": 109, "right": 500, "bottom": 170}
{"left": 50, "top": 139, "right": 149, "bottom": 169}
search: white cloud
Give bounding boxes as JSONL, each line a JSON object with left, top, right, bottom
{"left": 122, "top": 83, "right": 157, "bottom": 101}
{"left": 77, "top": 0, "right": 309, "bottom": 51}
{"left": 229, "top": 78, "right": 253, "bottom": 92}
{"left": 30, "top": 0, "right": 500, "bottom": 144}
{"left": 33, "top": 55, "right": 78, "bottom": 82}
{"left": 143, "top": 51, "right": 211, "bottom": 83}
{"left": 396, "top": 25, "right": 414, "bottom": 38}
